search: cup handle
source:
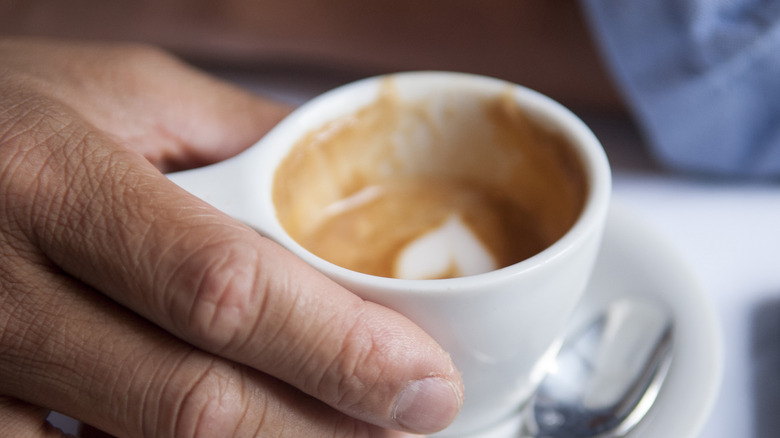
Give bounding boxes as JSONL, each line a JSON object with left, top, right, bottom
{"left": 165, "top": 156, "right": 276, "bottom": 237}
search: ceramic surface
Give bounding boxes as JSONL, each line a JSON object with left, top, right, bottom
{"left": 470, "top": 202, "right": 723, "bottom": 438}
{"left": 169, "top": 72, "right": 612, "bottom": 435}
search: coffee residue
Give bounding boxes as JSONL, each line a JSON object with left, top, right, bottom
{"left": 273, "top": 78, "right": 587, "bottom": 279}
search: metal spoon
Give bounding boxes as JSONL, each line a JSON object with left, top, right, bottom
{"left": 521, "top": 298, "right": 674, "bottom": 438}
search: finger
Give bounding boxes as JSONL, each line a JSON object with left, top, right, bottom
{"left": 74, "top": 43, "right": 294, "bottom": 170}
{"left": 0, "top": 38, "right": 293, "bottom": 171}
{"left": 2, "top": 91, "right": 462, "bottom": 433}
{"left": 0, "top": 397, "right": 66, "bottom": 438}
{"left": 0, "top": 246, "right": 415, "bottom": 438}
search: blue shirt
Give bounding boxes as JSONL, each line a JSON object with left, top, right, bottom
{"left": 581, "top": 0, "right": 780, "bottom": 177}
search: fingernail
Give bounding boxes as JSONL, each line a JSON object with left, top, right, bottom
{"left": 393, "top": 377, "right": 462, "bottom": 433}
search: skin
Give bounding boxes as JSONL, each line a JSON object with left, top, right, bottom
{"left": 0, "top": 39, "right": 463, "bottom": 437}
{"left": 0, "top": 2, "right": 625, "bottom": 436}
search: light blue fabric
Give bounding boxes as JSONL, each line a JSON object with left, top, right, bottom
{"left": 581, "top": 0, "right": 780, "bottom": 177}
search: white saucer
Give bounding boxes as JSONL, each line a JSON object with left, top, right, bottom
{"left": 470, "top": 202, "right": 723, "bottom": 438}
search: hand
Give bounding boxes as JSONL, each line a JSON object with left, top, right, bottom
{"left": 0, "top": 38, "right": 463, "bottom": 437}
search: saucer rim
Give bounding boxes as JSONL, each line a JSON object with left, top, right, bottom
{"left": 465, "top": 200, "right": 724, "bottom": 438}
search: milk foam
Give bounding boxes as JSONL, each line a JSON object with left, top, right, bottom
{"left": 394, "top": 214, "right": 498, "bottom": 279}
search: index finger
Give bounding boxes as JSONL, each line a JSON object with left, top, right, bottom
{"left": 6, "top": 98, "right": 463, "bottom": 435}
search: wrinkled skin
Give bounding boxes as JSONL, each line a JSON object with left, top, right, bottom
{"left": 0, "top": 38, "right": 463, "bottom": 438}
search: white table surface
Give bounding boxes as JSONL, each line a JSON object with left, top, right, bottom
{"left": 50, "top": 71, "right": 780, "bottom": 438}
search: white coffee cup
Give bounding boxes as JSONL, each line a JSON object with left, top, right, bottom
{"left": 168, "top": 71, "right": 611, "bottom": 436}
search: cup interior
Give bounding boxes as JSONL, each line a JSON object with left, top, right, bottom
{"left": 271, "top": 73, "right": 590, "bottom": 280}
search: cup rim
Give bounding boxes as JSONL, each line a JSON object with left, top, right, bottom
{"left": 262, "top": 71, "right": 611, "bottom": 293}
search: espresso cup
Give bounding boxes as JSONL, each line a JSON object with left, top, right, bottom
{"left": 168, "top": 71, "right": 611, "bottom": 436}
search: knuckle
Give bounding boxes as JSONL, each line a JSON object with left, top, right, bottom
{"left": 179, "top": 237, "right": 264, "bottom": 352}
{"left": 171, "top": 362, "right": 250, "bottom": 438}
{"left": 164, "top": 358, "right": 381, "bottom": 438}
{"left": 316, "top": 311, "right": 391, "bottom": 413}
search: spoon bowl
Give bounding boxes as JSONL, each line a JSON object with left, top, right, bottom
{"left": 522, "top": 298, "right": 674, "bottom": 438}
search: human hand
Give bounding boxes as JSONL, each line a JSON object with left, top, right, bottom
{"left": 0, "top": 38, "right": 463, "bottom": 437}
